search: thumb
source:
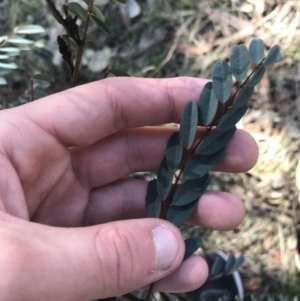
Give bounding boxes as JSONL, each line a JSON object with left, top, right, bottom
{"left": 2, "top": 217, "right": 184, "bottom": 301}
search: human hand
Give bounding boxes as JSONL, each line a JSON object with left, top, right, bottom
{"left": 0, "top": 77, "right": 258, "bottom": 301}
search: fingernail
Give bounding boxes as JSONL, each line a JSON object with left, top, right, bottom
{"left": 152, "top": 225, "right": 180, "bottom": 271}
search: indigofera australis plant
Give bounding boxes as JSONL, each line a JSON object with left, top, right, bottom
{"left": 145, "top": 39, "right": 283, "bottom": 271}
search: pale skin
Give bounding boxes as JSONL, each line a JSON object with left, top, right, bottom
{"left": 0, "top": 77, "right": 258, "bottom": 301}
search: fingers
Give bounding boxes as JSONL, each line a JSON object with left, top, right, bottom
{"left": 1, "top": 216, "right": 188, "bottom": 300}
{"left": 86, "top": 179, "right": 245, "bottom": 231}
{"left": 73, "top": 127, "right": 258, "bottom": 188}
{"left": 20, "top": 77, "right": 208, "bottom": 146}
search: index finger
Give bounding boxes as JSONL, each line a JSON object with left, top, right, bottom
{"left": 21, "top": 77, "right": 208, "bottom": 146}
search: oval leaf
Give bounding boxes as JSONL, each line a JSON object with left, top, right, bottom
{"left": 0, "top": 62, "right": 18, "bottom": 69}
{"left": 216, "top": 104, "right": 248, "bottom": 132}
{"left": 173, "top": 174, "right": 209, "bottom": 206}
{"left": 233, "top": 86, "right": 254, "bottom": 108}
{"left": 225, "top": 253, "right": 235, "bottom": 274}
{"left": 110, "top": 69, "right": 130, "bottom": 77}
{"left": 68, "top": 2, "right": 87, "bottom": 21}
{"left": 179, "top": 101, "right": 198, "bottom": 149}
{"left": 0, "top": 47, "right": 21, "bottom": 53}
{"left": 33, "top": 74, "right": 55, "bottom": 83}
{"left": 230, "top": 44, "right": 250, "bottom": 82}
{"left": 156, "top": 158, "right": 173, "bottom": 201}
{"left": 264, "top": 45, "right": 281, "bottom": 67}
{"left": 91, "top": 15, "right": 112, "bottom": 34}
{"left": 16, "top": 25, "right": 45, "bottom": 35}
{"left": 183, "top": 148, "right": 225, "bottom": 180}
{"left": 233, "top": 254, "right": 244, "bottom": 270}
{"left": 249, "top": 38, "right": 264, "bottom": 64}
{"left": 145, "top": 179, "right": 162, "bottom": 218}
{"left": 198, "top": 126, "right": 236, "bottom": 155}
{"left": 34, "top": 89, "right": 49, "bottom": 99}
{"left": 166, "top": 199, "right": 198, "bottom": 227}
{"left": 92, "top": 6, "right": 105, "bottom": 22}
{"left": 166, "top": 132, "right": 183, "bottom": 173}
{"left": 248, "top": 66, "right": 265, "bottom": 87}
{"left": 210, "top": 256, "right": 223, "bottom": 276}
{"left": 183, "top": 238, "right": 203, "bottom": 261}
{"left": 198, "top": 82, "right": 218, "bottom": 126}
{"left": 0, "top": 77, "right": 7, "bottom": 85}
{"left": 212, "top": 61, "right": 233, "bottom": 103}
{"left": 8, "top": 36, "right": 34, "bottom": 45}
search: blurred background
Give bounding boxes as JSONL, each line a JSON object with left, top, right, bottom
{"left": 1, "top": 0, "right": 300, "bottom": 298}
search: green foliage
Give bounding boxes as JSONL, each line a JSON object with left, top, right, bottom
{"left": 183, "top": 238, "right": 203, "bottom": 261}
{"left": 145, "top": 179, "right": 161, "bottom": 218}
{"left": 145, "top": 39, "right": 283, "bottom": 265}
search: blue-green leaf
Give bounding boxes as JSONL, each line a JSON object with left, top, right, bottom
{"left": 183, "top": 148, "right": 225, "bottom": 180}
{"left": 145, "top": 179, "right": 161, "bottom": 218}
{"left": 0, "top": 77, "right": 7, "bottom": 85}
{"left": 8, "top": 36, "right": 34, "bottom": 45}
{"left": 166, "top": 199, "right": 198, "bottom": 227}
{"left": 91, "top": 6, "right": 105, "bottom": 22}
{"left": 248, "top": 66, "right": 265, "bottom": 86}
{"left": 91, "top": 15, "right": 112, "bottom": 34}
{"left": 68, "top": 2, "right": 87, "bottom": 21}
{"left": 110, "top": 69, "right": 130, "bottom": 77}
{"left": 16, "top": 25, "right": 45, "bottom": 35}
{"left": 34, "top": 89, "right": 49, "bottom": 99}
{"left": 264, "top": 45, "right": 281, "bottom": 67}
{"left": 233, "top": 254, "right": 244, "bottom": 271}
{"left": 233, "top": 86, "right": 254, "bottom": 108}
{"left": 216, "top": 104, "right": 248, "bottom": 132}
{"left": 183, "top": 238, "right": 203, "bottom": 261}
{"left": 230, "top": 44, "right": 250, "bottom": 82}
{"left": 198, "top": 82, "right": 218, "bottom": 126}
{"left": 212, "top": 61, "right": 233, "bottom": 103}
{"left": 173, "top": 174, "right": 209, "bottom": 206}
{"left": 157, "top": 158, "right": 173, "bottom": 201}
{"left": 179, "top": 101, "right": 198, "bottom": 149}
{"left": 198, "top": 127, "right": 236, "bottom": 155}
{"left": 0, "top": 62, "right": 18, "bottom": 69}
{"left": 210, "top": 256, "right": 223, "bottom": 276}
{"left": 33, "top": 74, "right": 55, "bottom": 83}
{"left": 166, "top": 132, "right": 183, "bottom": 173}
{"left": 225, "top": 254, "right": 235, "bottom": 274}
{"left": 249, "top": 38, "right": 264, "bottom": 64}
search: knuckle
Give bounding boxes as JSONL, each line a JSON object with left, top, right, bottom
{"left": 95, "top": 225, "right": 137, "bottom": 292}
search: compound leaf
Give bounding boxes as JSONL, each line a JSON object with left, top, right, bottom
{"left": 183, "top": 237, "right": 203, "bottom": 261}
{"left": 198, "top": 126, "right": 236, "bottom": 155}
{"left": 179, "top": 101, "right": 198, "bottom": 149}
{"left": 248, "top": 66, "right": 265, "bottom": 87}
{"left": 264, "top": 45, "right": 281, "bottom": 67}
{"left": 68, "top": 2, "right": 87, "bottom": 22}
{"left": 249, "top": 38, "right": 264, "bottom": 64}
{"left": 173, "top": 174, "right": 209, "bottom": 206}
{"left": 198, "top": 81, "right": 218, "bottom": 126}
{"left": 166, "top": 199, "right": 198, "bottom": 227}
{"left": 183, "top": 148, "right": 225, "bottom": 180}
{"left": 166, "top": 132, "right": 183, "bottom": 173}
{"left": 233, "top": 86, "right": 254, "bottom": 108}
{"left": 225, "top": 254, "right": 235, "bottom": 274}
{"left": 212, "top": 61, "right": 233, "bottom": 103}
{"left": 91, "top": 15, "right": 112, "bottom": 34}
{"left": 145, "top": 179, "right": 161, "bottom": 218}
{"left": 156, "top": 158, "right": 173, "bottom": 201}
{"left": 16, "top": 25, "right": 45, "bottom": 35}
{"left": 230, "top": 44, "right": 250, "bottom": 82}
{"left": 210, "top": 256, "right": 223, "bottom": 276}
{"left": 216, "top": 104, "right": 248, "bottom": 132}
{"left": 33, "top": 74, "right": 55, "bottom": 83}
{"left": 110, "top": 69, "right": 130, "bottom": 77}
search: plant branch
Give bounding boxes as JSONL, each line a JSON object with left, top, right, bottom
{"left": 71, "top": 0, "right": 94, "bottom": 87}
